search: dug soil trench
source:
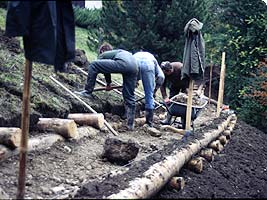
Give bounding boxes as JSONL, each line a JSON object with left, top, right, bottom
{"left": 0, "top": 102, "right": 240, "bottom": 199}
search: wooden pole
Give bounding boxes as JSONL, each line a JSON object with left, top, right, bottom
{"left": 49, "top": 76, "right": 118, "bottom": 136}
{"left": 76, "top": 67, "right": 161, "bottom": 106}
{"left": 208, "top": 59, "right": 213, "bottom": 105}
{"left": 76, "top": 67, "right": 122, "bottom": 96}
{"left": 216, "top": 52, "right": 226, "bottom": 117}
{"left": 185, "top": 79, "right": 194, "bottom": 130}
{"left": 17, "top": 59, "right": 32, "bottom": 199}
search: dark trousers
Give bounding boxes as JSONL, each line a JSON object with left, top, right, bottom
{"left": 85, "top": 59, "right": 138, "bottom": 107}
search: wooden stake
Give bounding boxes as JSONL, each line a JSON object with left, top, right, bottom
{"left": 17, "top": 59, "right": 32, "bottom": 199}
{"left": 208, "top": 59, "right": 213, "bottom": 105}
{"left": 49, "top": 76, "right": 118, "bottom": 136}
{"left": 185, "top": 79, "right": 194, "bottom": 130}
{"left": 216, "top": 52, "right": 226, "bottom": 117}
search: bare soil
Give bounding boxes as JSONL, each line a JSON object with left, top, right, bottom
{"left": 0, "top": 31, "right": 266, "bottom": 199}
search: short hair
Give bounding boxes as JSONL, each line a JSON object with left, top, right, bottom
{"left": 160, "top": 61, "right": 172, "bottom": 71}
{"left": 99, "top": 42, "right": 113, "bottom": 54}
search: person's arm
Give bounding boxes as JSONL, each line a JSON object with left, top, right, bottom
{"left": 154, "top": 61, "right": 165, "bottom": 96}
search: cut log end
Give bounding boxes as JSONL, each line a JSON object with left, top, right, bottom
{"left": 199, "top": 148, "right": 214, "bottom": 162}
{"left": 0, "top": 127, "right": 21, "bottom": 149}
{"left": 187, "top": 157, "right": 203, "bottom": 174}
{"left": 37, "top": 118, "right": 78, "bottom": 139}
{"left": 68, "top": 113, "right": 104, "bottom": 129}
{"left": 168, "top": 177, "right": 185, "bottom": 191}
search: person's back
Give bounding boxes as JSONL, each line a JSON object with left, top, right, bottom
{"left": 76, "top": 43, "right": 138, "bottom": 130}
{"left": 160, "top": 61, "right": 188, "bottom": 125}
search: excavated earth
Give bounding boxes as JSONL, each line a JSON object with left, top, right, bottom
{"left": 0, "top": 31, "right": 266, "bottom": 199}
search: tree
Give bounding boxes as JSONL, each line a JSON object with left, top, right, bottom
{"left": 210, "top": 0, "right": 267, "bottom": 132}
{"left": 100, "top": 0, "right": 209, "bottom": 63}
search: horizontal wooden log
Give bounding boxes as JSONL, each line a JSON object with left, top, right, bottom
{"left": 160, "top": 125, "right": 185, "bottom": 135}
{"left": 37, "top": 118, "right": 78, "bottom": 139}
{"left": 108, "top": 113, "right": 237, "bottom": 199}
{"left": 0, "top": 127, "right": 21, "bottom": 149}
{"left": 0, "top": 134, "right": 64, "bottom": 162}
{"left": 68, "top": 113, "right": 104, "bottom": 129}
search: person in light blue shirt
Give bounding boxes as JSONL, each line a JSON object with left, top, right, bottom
{"left": 133, "top": 51, "right": 165, "bottom": 127}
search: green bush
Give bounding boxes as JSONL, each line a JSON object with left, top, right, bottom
{"left": 73, "top": 6, "right": 101, "bottom": 29}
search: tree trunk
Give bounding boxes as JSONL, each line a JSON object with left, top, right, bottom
{"left": 68, "top": 113, "right": 104, "bottom": 129}
{"left": 107, "top": 113, "right": 236, "bottom": 199}
{"left": 37, "top": 118, "right": 78, "bottom": 139}
{"left": 0, "top": 128, "right": 21, "bottom": 149}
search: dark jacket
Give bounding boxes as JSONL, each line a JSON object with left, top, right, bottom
{"left": 5, "top": 1, "right": 75, "bottom": 72}
{"left": 182, "top": 18, "right": 205, "bottom": 80}
{"left": 160, "top": 62, "right": 189, "bottom": 99}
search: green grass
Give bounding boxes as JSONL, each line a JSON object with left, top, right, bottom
{"left": 0, "top": 8, "right": 6, "bottom": 30}
{"left": 75, "top": 26, "right": 97, "bottom": 62}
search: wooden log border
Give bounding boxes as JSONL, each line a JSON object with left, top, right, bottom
{"left": 0, "top": 126, "right": 99, "bottom": 163}
{"left": 107, "top": 113, "right": 236, "bottom": 199}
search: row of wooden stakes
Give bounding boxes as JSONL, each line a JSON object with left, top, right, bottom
{"left": 167, "top": 115, "right": 237, "bottom": 191}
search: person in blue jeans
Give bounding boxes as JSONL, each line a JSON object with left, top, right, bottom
{"left": 76, "top": 43, "right": 139, "bottom": 130}
{"left": 133, "top": 51, "right": 165, "bottom": 127}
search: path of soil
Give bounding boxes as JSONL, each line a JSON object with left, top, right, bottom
{"left": 156, "top": 120, "right": 267, "bottom": 199}
{"left": 1, "top": 102, "right": 266, "bottom": 199}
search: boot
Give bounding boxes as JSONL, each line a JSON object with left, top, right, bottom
{"left": 121, "top": 103, "right": 127, "bottom": 120}
{"left": 127, "top": 106, "right": 136, "bottom": 131}
{"left": 145, "top": 109, "right": 154, "bottom": 127}
{"left": 160, "top": 113, "right": 172, "bottom": 125}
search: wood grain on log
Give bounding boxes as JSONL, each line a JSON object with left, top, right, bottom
{"left": 37, "top": 118, "right": 78, "bottom": 139}
{"left": 222, "top": 130, "right": 231, "bottom": 139}
{"left": 187, "top": 157, "right": 203, "bottom": 174}
{"left": 168, "top": 177, "right": 185, "bottom": 191}
{"left": 0, "top": 127, "right": 21, "bottom": 149}
{"left": 199, "top": 148, "right": 214, "bottom": 162}
{"left": 218, "top": 135, "right": 227, "bottom": 145}
{"left": 68, "top": 113, "right": 104, "bottom": 129}
{"left": 108, "top": 114, "right": 236, "bottom": 199}
{"left": 209, "top": 140, "right": 223, "bottom": 152}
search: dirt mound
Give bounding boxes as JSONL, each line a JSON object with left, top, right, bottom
{"left": 0, "top": 29, "right": 22, "bottom": 54}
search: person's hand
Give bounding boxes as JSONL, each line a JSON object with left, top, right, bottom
{"left": 164, "top": 97, "right": 171, "bottom": 104}
{"left": 105, "top": 84, "right": 112, "bottom": 91}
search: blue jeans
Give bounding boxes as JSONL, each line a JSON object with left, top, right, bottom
{"left": 139, "top": 60, "right": 155, "bottom": 110}
{"left": 85, "top": 59, "right": 138, "bottom": 107}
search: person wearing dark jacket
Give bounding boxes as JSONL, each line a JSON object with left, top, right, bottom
{"left": 159, "top": 61, "right": 189, "bottom": 125}
{"left": 76, "top": 43, "right": 139, "bottom": 131}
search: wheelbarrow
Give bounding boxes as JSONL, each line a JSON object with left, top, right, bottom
{"left": 161, "top": 94, "right": 208, "bottom": 130}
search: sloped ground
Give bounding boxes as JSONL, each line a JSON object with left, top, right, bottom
{"left": 1, "top": 28, "right": 267, "bottom": 199}
{"left": 157, "top": 120, "right": 267, "bottom": 199}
